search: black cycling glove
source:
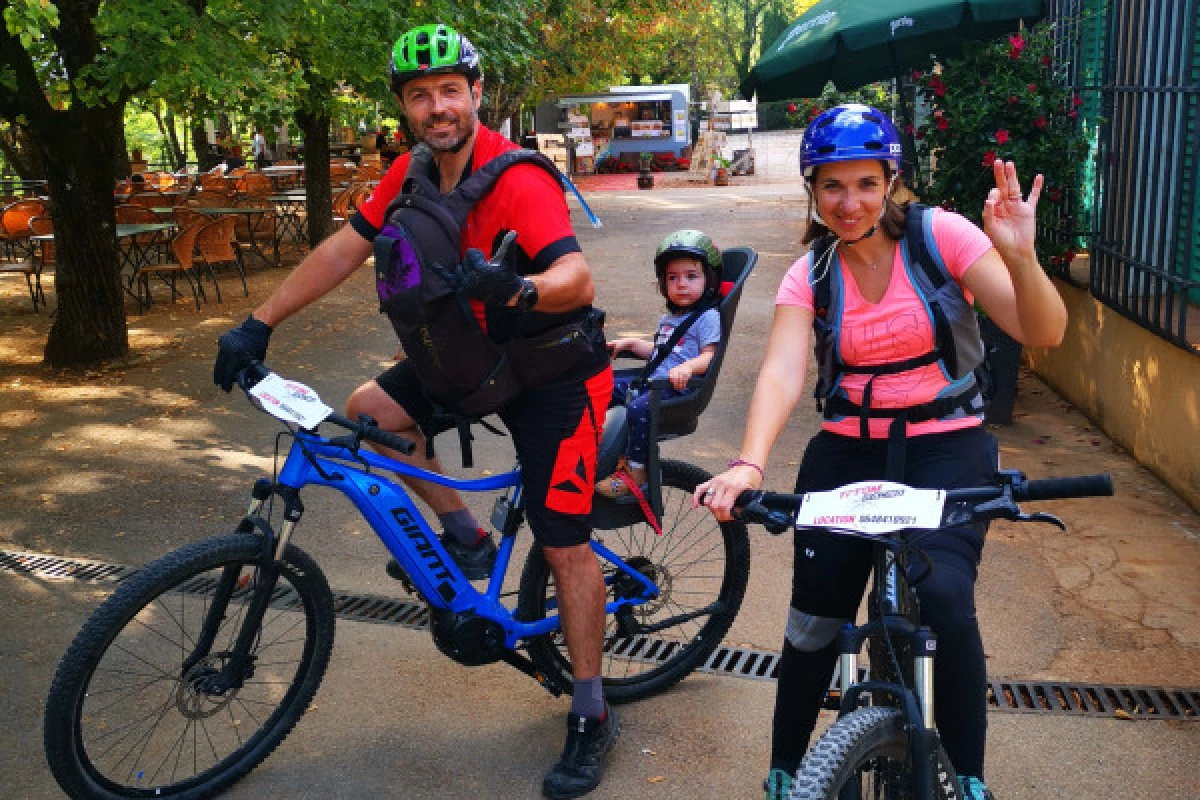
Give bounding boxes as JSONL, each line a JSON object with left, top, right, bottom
{"left": 457, "top": 230, "right": 523, "bottom": 306}
{"left": 214, "top": 315, "right": 273, "bottom": 392}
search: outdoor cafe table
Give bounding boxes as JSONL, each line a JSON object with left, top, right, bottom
{"left": 259, "top": 164, "right": 305, "bottom": 191}
{"left": 115, "top": 221, "right": 177, "bottom": 274}
{"left": 193, "top": 206, "right": 279, "bottom": 267}
{"left": 269, "top": 192, "right": 307, "bottom": 243}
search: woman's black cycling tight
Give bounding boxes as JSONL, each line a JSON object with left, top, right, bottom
{"left": 769, "top": 426, "right": 997, "bottom": 780}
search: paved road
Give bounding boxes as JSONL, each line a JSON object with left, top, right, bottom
{"left": 2, "top": 183, "right": 1197, "bottom": 798}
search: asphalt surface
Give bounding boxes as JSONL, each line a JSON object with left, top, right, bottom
{"left": 2, "top": 182, "right": 1197, "bottom": 798}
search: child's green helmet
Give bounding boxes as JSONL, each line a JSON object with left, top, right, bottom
{"left": 389, "top": 24, "right": 482, "bottom": 95}
{"left": 654, "top": 229, "right": 722, "bottom": 294}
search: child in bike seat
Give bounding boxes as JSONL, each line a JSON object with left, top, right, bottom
{"left": 596, "top": 230, "right": 723, "bottom": 499}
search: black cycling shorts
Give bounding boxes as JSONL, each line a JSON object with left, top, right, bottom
{"left": 375, "top": 359, "right": 613, "bottom": 548}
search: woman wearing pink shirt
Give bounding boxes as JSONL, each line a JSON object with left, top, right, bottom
{"left": 697, "top": 104, "right": 1067, "bottom": 800}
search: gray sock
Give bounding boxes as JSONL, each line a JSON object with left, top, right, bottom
{"left": 571, "top": 676, "right": 606, "bottom": 720}
{"left": 438, "top": 509, "right": 483, "bottom": 546}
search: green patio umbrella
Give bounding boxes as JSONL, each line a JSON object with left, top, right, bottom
{"left": 742, "top": 0, "right": 1046, "bottom": 101}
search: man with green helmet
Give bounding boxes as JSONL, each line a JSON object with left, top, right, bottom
{"left": 214, "top": 23, "right": 618, "bottom": 799}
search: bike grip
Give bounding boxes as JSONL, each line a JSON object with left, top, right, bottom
{"left": 1017, "top": 473, "right": 1114, "bottom": 501}
{"left": 363, "top": 427, "right": 417, "bottom": 456}
{"left": 237, "top": 361, "right": 270, "bottom": 391}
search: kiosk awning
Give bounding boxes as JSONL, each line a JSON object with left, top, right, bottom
{"left": 557, "top": 93, "right": 673, "bottom": 106}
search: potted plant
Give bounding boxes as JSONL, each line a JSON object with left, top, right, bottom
{"left": 713, "top": 156, "right": 731, "bottom": 186}
{"left": 912, "top": 22, "right": 1088, "bottom": 425}
{"left": 637, "top": 152, "right": 655, "bottom": 189}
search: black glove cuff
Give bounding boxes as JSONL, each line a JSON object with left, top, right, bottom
{"left": 243, "top": 315, "right": 274, "bottom": 335}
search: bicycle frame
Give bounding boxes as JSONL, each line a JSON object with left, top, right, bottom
{"left": 250, "top": 427, "right": 660, "bottom": 651}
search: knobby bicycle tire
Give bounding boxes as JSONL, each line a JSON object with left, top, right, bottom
{"left": 44, "top": 534, "right": 335, "bottom": 800}
{"left": 516, "top": 459, "right": 751, "bottom": 704}
{"left": 789, "top": 707, "right": 960, "bottom": 800}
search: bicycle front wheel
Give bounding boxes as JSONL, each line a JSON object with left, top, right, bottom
{"left": 44, "top": 534, "right": 335, "bottom": 800}
{"left": 517, "top": 459, "right": 751, "bottom": 704}
{"left": 789, "top": 707, "right": 960, "bottom": 800}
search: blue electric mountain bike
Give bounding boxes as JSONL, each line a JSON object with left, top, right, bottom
{"left": 43, "top": 366, "right": 750, "bottom": 799}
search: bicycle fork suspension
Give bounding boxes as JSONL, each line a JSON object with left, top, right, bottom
{"left": 184, "top": 479, "right": 304, "bottom": 695}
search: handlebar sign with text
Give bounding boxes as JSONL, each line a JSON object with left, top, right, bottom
{"left": 249, "top": 373, "right": 334, "bottom": 429}
{"left": 796, "top": 481, "right": 946, "bottom": 535}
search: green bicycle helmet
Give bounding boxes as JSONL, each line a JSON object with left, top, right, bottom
{"left": 389, "top": 24, "right": 482, "bottom": 95}
{"left": 654, "top": 229, "right": 722, "bottom": 295}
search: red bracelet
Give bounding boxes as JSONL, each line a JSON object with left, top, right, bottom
{"left": 727, "top": 459, "right": 765, "bottom": 480}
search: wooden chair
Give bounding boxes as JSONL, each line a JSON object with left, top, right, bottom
{"left": 25, "top": 215, "right": 54, "bottom": 308}
{"left": 353, "top": 164, "right": 383, "bottom": 182}
{"left": 329, "top": 162, "right": 354, "bottom": 186}
{"left": 193, "top": 216, "right": 246, "bottom": 301}
{"left": 1, "top": 198, "right": 48, "bottom": 259}
{"left": 237, "top": 172, "right": 273, "bottom": 197}
{"left": 115, "top": 204, "right": 159, "bottom": 224}
{"left": 331, "top": 185, "right": 356, "bottom": 229}
{"left": 173, "top": 206, "right": 209, "bottom": 231}
{"left": 197, "top": 172, "right": 227, "bottom": 192}
{"left": 132, "top": 222, "right": 205, "bottom": 310}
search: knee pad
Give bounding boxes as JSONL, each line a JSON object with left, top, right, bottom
{"left": 785, "top": 608, "right": 848, "bottom": 652}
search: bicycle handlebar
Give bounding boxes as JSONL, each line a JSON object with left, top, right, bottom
{"left": 734, "top": 470, "right": 1114, "bottom": 534}
{"left": 237, "top": 363, "right": 416, "bottom": 456}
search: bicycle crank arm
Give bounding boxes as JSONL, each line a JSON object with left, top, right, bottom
{"left": 615, "top": 602, "right": 725, "bottom": 636}
{"left": 501, "top": 647, "right": 566, "bottom": 697}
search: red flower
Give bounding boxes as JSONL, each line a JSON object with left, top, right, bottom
{"left": 1008, "top": 33, "right": 1025, "bottom": 52}
{"left": 1041, "top": 55, "right": 1052, "bottom": 67}
{"left": 995, "top": 129, "right": 1010, "bottom": 145}
{"left": 1073, "top": 94, "right": 1084, "bottom": 107}
{"left": 1034, "top": 115, "right": 1047, "bottom": 129}
{"left": 982, "top": 151, "right": 997, "bottom": 167}
{"left": 934, "top": 84, "right": 947, "bottom": 97}
{"left": 928, "top": 75, "right": 947, "bottom": 97}
{"left": 936, "top": 117, "right": 949, "bottom": 131}
{"left": 933, "top": 109, "right": 943, "bottom": 118}
{"left": 1068, "top": 110, "right": 1078, "bottom": 120}
{"left": 788, "top": 103, "right": 797, "bottom": 113}
{"left": 1047, "top": 187, "right": 1062, "bottom": 202}
{"left": 911, "top": 69, "right": 924, "bottom": 81}
{"left": 1065, "top": 249, "right": 1077, "bottom": 262}
{"left": 1008, "top": 95, "right": 1019, "bottom": 105}
{"left": 915, "top": 130, "right": 925, "bottom": 141}
{"left": 904, "top": 124, "right": 914, "bottom": 135}
{"left": 1027, "top": 83, "right": 1038, "bottom": 92}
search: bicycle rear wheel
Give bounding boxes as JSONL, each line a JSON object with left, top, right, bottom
{"left": 517, "top": 459, "right": 750, "bottom": 704}
{"left": 44, "top": 534, "right": 335, "bottom": 800}
{"left": 789, "top": 707, "right": 960, "bottom": 800}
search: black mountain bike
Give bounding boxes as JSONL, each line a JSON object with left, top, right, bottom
{"left": 737, "top": 469, "right": 1114, "bottom": 799}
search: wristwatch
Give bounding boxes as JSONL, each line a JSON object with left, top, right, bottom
{"left": 514, "top": 278, "right": 538, "bottom": 312}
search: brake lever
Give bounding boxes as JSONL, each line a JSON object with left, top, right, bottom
{"left": 970, "top": 497, "right": 1066, "bottom": 530}
{"left": 741, "top": 500, "right": 792, "bottom": 535}
{"left": 1024, "top": 511, "right": 1066, "bottom": 530}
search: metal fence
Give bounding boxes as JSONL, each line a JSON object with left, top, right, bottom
{"left": 1049, "top": 0, "right": 1200, "bottom": 353}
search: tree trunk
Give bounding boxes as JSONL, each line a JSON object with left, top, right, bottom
{"left": 192, "top": 118, "right": 219, "bottom": 171}
{"left": 40, "top": 103, "right": 129, "bottom": 366}
{"left": 112, "top": 103, "right": 131, "bottom": 177}
{"left": 296, "top": 107, "right": 333, "bottom": 248}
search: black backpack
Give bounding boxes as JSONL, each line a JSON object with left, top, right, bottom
{"left": 373, "top": 144, "right": 572, "bottom": 418}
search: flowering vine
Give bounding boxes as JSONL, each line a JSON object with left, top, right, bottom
{"left": 912, "top": 23, "right": 1088, "bottom": 272}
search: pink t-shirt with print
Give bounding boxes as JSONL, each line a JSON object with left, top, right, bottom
{"left": 776, "top": 208, "right": 994, "bottom": 439}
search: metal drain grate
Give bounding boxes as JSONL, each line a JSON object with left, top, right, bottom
{"left": 988, "top": 680, "right": 1199, "bottom": 720}
{"left": 3, "top": 548, "right": 1197, "bottom": 716}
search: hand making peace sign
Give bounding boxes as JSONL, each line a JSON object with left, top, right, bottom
{"left": 981, "top": 159, "right": 1043, "bottom": 262}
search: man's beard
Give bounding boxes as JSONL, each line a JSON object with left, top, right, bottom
{"left": 418, "top": 108, "right": 476, "bottom": 153}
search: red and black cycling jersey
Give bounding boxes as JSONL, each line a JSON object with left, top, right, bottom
{"left": 352, "top": 125, "right": 586, "bottom": 343}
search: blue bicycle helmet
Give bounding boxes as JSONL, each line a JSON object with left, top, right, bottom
{"left": 799, "top": 104, "right": 902, "bottom": 179}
